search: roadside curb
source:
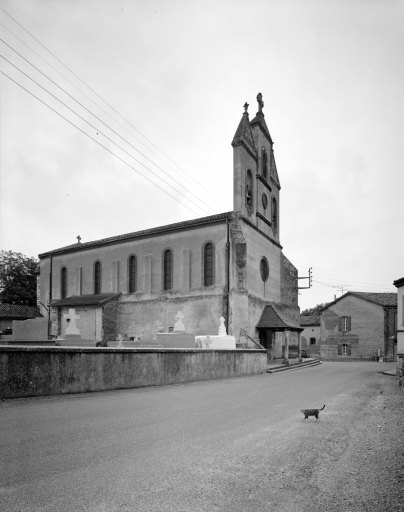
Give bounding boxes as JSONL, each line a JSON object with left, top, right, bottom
{"left": 267, "top": 358, "right": 323, "bottom": 373}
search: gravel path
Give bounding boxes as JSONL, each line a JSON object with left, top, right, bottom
{"left": 214, "top": 370, "right": 404, "bottom": 512}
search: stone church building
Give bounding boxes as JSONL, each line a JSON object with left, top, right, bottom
{"left": 38, "top": 94, "right": 301, "bottom": 355}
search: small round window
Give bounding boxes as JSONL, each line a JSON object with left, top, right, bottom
{"left": 260, "top": 257, "right": 269, "bottom": 282}
{"left": 262, "top": 193, "right": 268, "bottom": 210}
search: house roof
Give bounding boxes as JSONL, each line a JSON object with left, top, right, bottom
{"left": 393, "top": 277, "right": 404, "bottom": 288}
{"left": 321, "top": 291, "right": 397, "bottom": 310}
{"left": 300, "top": 315, "right": 320, "bottom": 326}
{"left": 256, "top": 304, "right": 303, "bottom": 331}
{"left": 51, "top": 293, "right": 121, "bottom": 308}
{"left": 0, "top": 304, "right": 42, "bottom": 319}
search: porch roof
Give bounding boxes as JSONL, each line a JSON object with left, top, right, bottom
{"left": 51, "top": 293, "right": 121, "bottom": 308}
{"left": 256, "top": 305, "right": 303, "bottom": 331}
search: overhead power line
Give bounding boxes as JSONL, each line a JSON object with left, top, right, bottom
{"left": 0, "top": 38, "right": 215, "bottom": 215}
{"left": 0, "top": 5, "right": 218, "bottom": 203}
{"left": 0, "top": 69, "right": 205, "bottom": 217}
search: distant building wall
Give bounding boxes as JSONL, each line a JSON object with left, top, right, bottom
{"left": 321, "top": 295, "right": 384, "bottom": 360}
{"left": 12, "top": 318, "right": 48, "bottom": 342}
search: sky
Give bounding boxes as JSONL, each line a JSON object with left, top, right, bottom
{"left": 0, "top": 0, "right": 403, "bottom": 311}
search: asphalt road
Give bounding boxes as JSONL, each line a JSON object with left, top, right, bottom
{"left": 1, "top": 362, "right": 403, "bottom": 512}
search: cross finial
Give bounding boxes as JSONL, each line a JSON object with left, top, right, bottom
{"left": 257, "top": 92, "right": 264, "bottom": 113}
{"left": 243, "top": 102, "right": 249, "bottom": 113}
{"left": 77, "top": 235, "right": 81, "bottom": 244}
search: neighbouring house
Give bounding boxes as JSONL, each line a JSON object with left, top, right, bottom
{"left": 393, "top": 278, "right": 404, "bottom": 383}
{"left": 320, "top": 292, "right": 397, "bottom": 361}
{"left": 0, "top": 304, "right": 42, "bottom": 335}
{"left": 393, "top": 278, "right": 404, "bottom": 356}
{"left": 37, "top": 94, "right": 301, "bottom": 355}
{"left": 300, "top": 315, "right": 321, "bottom": 357}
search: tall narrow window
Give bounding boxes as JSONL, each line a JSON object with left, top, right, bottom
{"left": 203, "top": 242, "right": 214, "bottom": 286}
{"left": 245, "top": 169, "right": 253, "bottom": 215}
{"left": 94, "top": 261, "right": 102, "bottom": 294}
{"left": 272, "top": 197, "right": 278, "bottom": 233}
{"left": 262, "top": 148, "right": 268, "bottom": 179}
{"left": 128, "top": 255, "right": 137, "bottom": 293}
{"left": 163, "top": 249, "right": 173, "bottom": 291}
{"left": 61, "top": 267, "right": 67, "bottom": 299}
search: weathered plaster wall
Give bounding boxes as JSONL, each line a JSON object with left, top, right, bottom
{"left": 321, "top": 295, "right": 385, "bottom": 360}
{"left": 39, "top": 222, "right": 228, "bottom": 305}
{"left": 118, "top": 293, "right": 225, "bottom": 339}
{"left": 12, "top": 318, "right": 48, "bottom": 342}
{"left": 0, "top": 346, "right": 267, "bottom": 399}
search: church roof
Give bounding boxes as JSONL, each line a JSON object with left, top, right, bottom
{"left": 231, "top": 111, "right": 257, "bottom": 159}
{"left": 51, "top": 293, "right": 121, "bottom": 307}
{"left": 39, "top": 211, "right": 233, "bottom": 258}
{"left": 256, "top": 304, "right": 303, "bottom": 331}
{"left": 250, "top": 111, "right": 273, "bottom": 144}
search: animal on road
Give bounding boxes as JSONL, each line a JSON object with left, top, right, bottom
{"left": 301, "top": 404, "right": 325, "bottom": 420}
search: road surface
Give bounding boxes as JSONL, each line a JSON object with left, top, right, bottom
{"left": 1, "top": 362, "right": 403, "bottom": 511}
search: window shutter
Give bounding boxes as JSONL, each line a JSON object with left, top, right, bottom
{"left": 338, "top": 318, "right": 343, "bottom": 332}
{"left": 347, "top": 345, "right": 352, "bottom": 356}
{"left": 337, "top": 344, "right": 342, "bottom": 355}
{"left": 347, "top": 316, "right": 351, "bottom": 331}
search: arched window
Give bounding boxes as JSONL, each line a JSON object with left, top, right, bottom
{"left": 272, "top": 197, "right": 278, "bottom": 233}
{"left": 262, "top": 148, "right": 268, "bottom": 179}
{"left": 128, "top": 255, "right": 137, "bottom": 293}
{"left": 203, "top": 242, "right": 214, "bottom": 286}
{"left": 94, "top": 261, "right": 102, "bottom": 294}
{"left": 163, "top": 249, "right": 173, "bottom": 291}
{"left": 260, "top": 257, "right": 269, "bottom": 282}
{"left": 60, "top": 267, "right": 67, "bottom": 299}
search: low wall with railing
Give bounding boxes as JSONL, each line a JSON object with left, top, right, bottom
{"left": 0, "top": 346, "right": 267, "bottom": 399}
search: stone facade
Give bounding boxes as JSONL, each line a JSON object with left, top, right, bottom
{"left": 393, "top": 277, "right": 404, "bottom": 357}
{"left": 38, "top": 94, "right": 300, "bottom": 346}
{"left": 320, "top": 292, "right": 397, "bottom": 361}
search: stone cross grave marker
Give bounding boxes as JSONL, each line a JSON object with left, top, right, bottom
{"left": 174, "top": 311, "right": 185, "bottom": 332}
{"left": 64, "top": 308, "right": 81, "bottom": 336}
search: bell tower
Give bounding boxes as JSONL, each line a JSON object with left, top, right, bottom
{"left": 231, "top": 93, "right": 281, "bottom": 244}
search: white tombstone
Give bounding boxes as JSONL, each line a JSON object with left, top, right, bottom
{"left": 174, "top": 311, "right": 185, "bottom": 332}
{"left": 218, "top": 317, "right": 227, "bottom": 336}
{"left": 64, "top": 308, "right": 80, "bottom": 337}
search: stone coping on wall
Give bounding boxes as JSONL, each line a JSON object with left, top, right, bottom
{"left": 0, "top": 345, "right": 265, "bottom": 354}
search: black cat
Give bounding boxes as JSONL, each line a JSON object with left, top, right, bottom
{"left": 301, "top": 404, "right": 325, "bottom": 420}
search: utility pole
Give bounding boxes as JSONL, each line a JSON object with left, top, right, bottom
{"left": 298, "top": 267, "right": 312, "bottom": 290}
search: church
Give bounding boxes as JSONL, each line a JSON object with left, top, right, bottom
{"left": 38, "top": 93, "right": 302, "bottom": 356}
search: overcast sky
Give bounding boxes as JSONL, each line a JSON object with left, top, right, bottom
{"left": 0, "top": 0, "right": 402, "bottom": 311}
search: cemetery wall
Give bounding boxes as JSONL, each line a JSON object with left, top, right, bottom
{"left": 0, "top": 346, "right": 267, "bottom": 399}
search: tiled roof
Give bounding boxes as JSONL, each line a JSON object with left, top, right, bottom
{"left": 322, "top": 291, "right": 397, "bottom": 310}
{"left": 257, "top": 305, "right": 303, "bottom": 331}
{"left": 350, "top": 292, "right": 397, "bottom": 307}
{"left": 0, "top": 304, "right": 42, "bottom": 319}
{"left": 39, "top": 212, "right": 233, "bottom": 258}
{"left": 300, "top": 315, "right": 320, "bottom": 326}
{"left": 51, "top": 293, "right": 121, "bottom": 307}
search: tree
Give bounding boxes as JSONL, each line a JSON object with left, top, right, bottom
{"left": 0, "top": 250, "right": 39, "bottom": 305}
{"left": 301, "top": 302, "right": 329, "bottom": 316}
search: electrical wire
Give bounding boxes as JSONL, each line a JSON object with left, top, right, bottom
{"left": 0, "top": 37, "right": 215, "bottom": 214}
{"left": 0, "top": 69, "right": 204, "bottom": 217}
{"left": 0, "top": 53, "right": 212, "bottom": 217}
{"left": 0, "top": 5, "right": 219, "bottom": 202}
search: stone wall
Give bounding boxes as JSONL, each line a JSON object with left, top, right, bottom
{"left": 0, "top": 346, "right": 267, "bottom": 399}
